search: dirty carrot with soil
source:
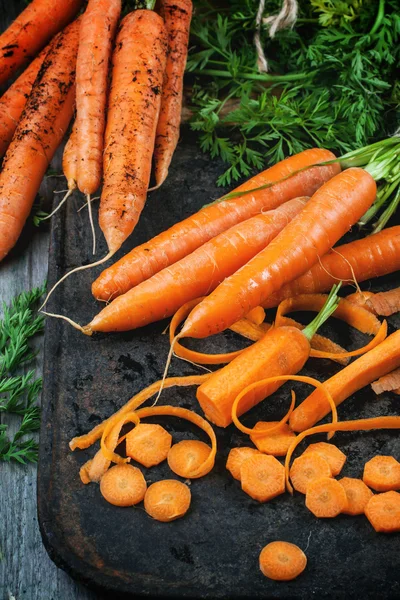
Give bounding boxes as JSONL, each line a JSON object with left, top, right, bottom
{"left": 92, "top": 148, "right": 340, "bottom": 300}
{"left": 289, "top": 329, "right": 400, "bottom": 433}
{"left": 179, "top": 168, "right": 376, "bottom": 339}
{"left": 0, "top": 0, "right": 83, "bottom": 85}
{"left": 262, "top": 226, "right": 400, "bottom": 309}
{"left": 152, "top": 0, "right": 193, "bottom": 188}
{"left": 0, "top": 18, "right": 80, "bottom": 262}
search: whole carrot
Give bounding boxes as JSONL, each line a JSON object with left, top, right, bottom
{"left": 289, "top": 330, "right": 400, "bottom": 433}
{"left": 86, "top": 197, "right": 308, "bottom": 333}
{"left": 262, "top": 226, "right": 400, "bottom": 309}
{"left": 180, "top": 168, "right": 377, "bottom": 340}
{"left": 0, "top": 18, "right": 80, "bottom": 262}
{"left": 0, "top": 46, "right": 47, "bottom": 157}
{"left": 92, "top": 148, "right": 340, "bottom": 300}
{"left": 76, "top": 0, "right": 121, "bottom": 203}
{"left": 99, "top": 10, "right": 168, "bottom": 255}
{"left": 152, "top": 0, "right": 193, "bottom": 188}
{"left": 0, "top": 0, "right": 83, "bottom": 86}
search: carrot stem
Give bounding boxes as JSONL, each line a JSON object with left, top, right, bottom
{"left": 302, "top": 283, "right": 341, "bottom": 341}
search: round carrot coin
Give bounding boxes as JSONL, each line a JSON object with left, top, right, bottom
{"left": 303, "top": 442, "right": 346, "bottom": 476}
{"left": 167, "top": 439, "right": 212, "bottom": 478}
{"left": 365, "top": 491, "right": 400, "bottom": 533}
{"left": 250, "top": 422, "right": 296, "bottom": 457}
{"left": 144, "top": 479, "right": 191, "bottom": 522}
{"left": 226, "top": 447, "right": 261, "bottom": 481}
{"left": 305, "top": 476, "right": 348, "bottom": 518}
{"left": 363, "top": 455, "right": 400, "bottom": 492}
{"left": 240, "top": 454, "right": 285, "bottom": 503}
{"left": 290, "top": 452, "right": 332, "bottom": 494}
{"left": 339, "top": 477, "right": 373, "bottom": 515}
{"left": 126, "top": 423, "right": 172, "bottom": 468}
{"left": 100, "top": 464, "right": 147, "bottom": 507}
{"left": 259, "top": 541, "right": 307, "bottom": 581}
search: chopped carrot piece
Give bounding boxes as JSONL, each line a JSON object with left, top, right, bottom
{"left": 240, "top": 454, "right": 285, "bottom": 502}
{"left": 125, "top": 423, "right": 172, "bottom": 468}
{"left": 363, "top": 455, "right": 400, "bottom": 492}
{"left": 339, "top": 477, "right": 374, "bottom": 515}
{"left": 226, "top": 447, "right": 261, "bottom": 481}
{"left": 259, "top": 541, "right": 307, "bottom": 581}
{"left": 167, "top": 440, "right": 212, "bottom": 479}
{"left": 144, "top": 479, "right": 191, "bottom": 522}
{"left": 365, "top": 491, "right": 400, "bottom": 533}
{"left": 289, "top": 452, "right": 332, "bottom": 494}
{"left": 250, "top": 422, "right": 296, "bottom": 457}
{"left": 303, "top": 442, "right": 346, "bottom": 476}
{"left": 100, "top": 464, "right": 147, "bottom": 507}
{"left": 305, "top": 476, "right": 348, "bottom": 517}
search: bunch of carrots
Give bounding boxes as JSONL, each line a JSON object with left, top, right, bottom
{"left": 0, "top": 0, "right": 193, "bottom": 262}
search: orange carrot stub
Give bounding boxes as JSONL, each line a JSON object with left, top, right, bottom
{"left": 259, "top": 541, "right": 307, "bottom": 581}
{"left": 153, "top": 0, "right": 193, "bottom": 188}
{"left": 305, "top": 476, "right": 348, "bottom": 518}
{"left": 289, "top": 329, "right": 400, "bottom": 433}
{"left": 262, "top": 226, "right": 400, "bottom": 309}
{"left": 75, "top": 0, "right": 121, "bottom": 197}
{"left": 0, "top": 46, "right": 47, "bottom": 158}
{"left": 144, "top": 479, "right": 191, "bottom": 522}
{"left": 92, "top": 148, "right": 340, "bottom": 300}
{"left": 0, "top": 18, "right": 80, "bottom": 262}
{"left": 226, "top": 447, "right": 262, "bottom": 481}
{"left": 88, "top": 197, "right": 308, "bottom": 332}
{"left": 181, "top": 168, "right": 377, "bottom": 339}
{"left": 365, "top": 491, "right": 400, "bottom": 533}
{"left": 0, "top": 0, "right": 83, "bottom": 86}
{"left": 339, "top": 478, "right": 373, "bottom": 515}
{"left": 363, "top": 456, "right": 400, "bottom": 492}
{"left": 99, "top": 10, "right": 168, "bottom": 255}
{"left": 100, "top": 464, "right": 147, "bottom": 507}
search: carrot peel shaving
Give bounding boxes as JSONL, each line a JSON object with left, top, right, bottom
{"left": 101, "top": 413, "right": 140, "bottom": 464}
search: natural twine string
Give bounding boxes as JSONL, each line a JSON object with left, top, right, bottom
{"left": 254, "top": 0, "right": 299, "bottom": 73}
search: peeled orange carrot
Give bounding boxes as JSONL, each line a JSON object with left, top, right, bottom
{"left": 305, "top": 476, "right": 348, "bottom": 517}
{"left": 240, "top": 454, "right": 285, "bottom": 502}
{"left": 250, "top": 422, "right": 296, "bottom": 457}
{"left": 339, "top": 477, "right": 373, "bottom": 515}
{"left": 144, "top": 479, "right": 191, "bottom": 522}
{"left": 365, "top": 491, "right": 400, "bottom": 533}
{"left": 100, "top": 464, "right": 147, "bottom": 507}
{"left": 259, "top": 541, "right": 307, "bottom": 581}
{"left": 303, "top": 442, "right": 346, "bottom": 476}
{"left": 167, "top": 440, "right": 212, "bottom": 479}
{"left": 289, "top": 452, "right": 332, "bottom": 494}
{"left": 363, "top": 456, "right": 400, "bottom": 492}
{"left": 125, "top": 423, "right": 172, "bottom": 468}
{"left": 226, "top": 447, "right": 262, "bottom": 481}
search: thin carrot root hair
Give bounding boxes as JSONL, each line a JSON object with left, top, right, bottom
{"left": 330, "top": 247, "right": 364, "bottom": 297}
{"left": 40, "top": 188, "right": 74, "bottom": 221}
{"left": 77, "top": 195, "right": 100, "bottom": 213}
{"left": 154, "top": 333, "right": 182, "bottom": 406}
{"left": 86, "top": 193, "right": 96, "bottom": 255}
{"left": 39, "top": 250, "right": 114, "bottom": 311}
{"left": 231, "top": 375, "right": 337, "bottom": 439}
{"left": 41, "top": 311, "right": 90, "bottom": 335}
{"left": 284, "top": 416, "right": 400, "bottom": 494}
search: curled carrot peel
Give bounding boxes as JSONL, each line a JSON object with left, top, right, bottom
{"left": 132, "top": 405, "right": 217, "bottom": 478}
{"left": 245, "top": 306, "right": 266, "bottom": 326}
{"left": 101, "top": 413, "right": 140, "bottom": 464}
{"left": 275, "top": 294, "right": 387, "bottom": 359}
{"left": 231, "top": 375, "right": 336, "bottom": 438}
{"left": 232, "top": 388, "right": 296, "bottom": 437}
{"left": 69, "top": 373, "right": 210, "bottom": 451}
{"left": 284, "top": 416, "right": 400, "bottom": 495}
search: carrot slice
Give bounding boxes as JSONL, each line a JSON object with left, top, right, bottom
{"left": 275, "top": 294, "right": 386, "bottom": 359}
{"left": 69, "top": 373, "right": 210, "bottom": 451}
{"left": 125, "top": 423, "right": 172, "bottom": 468}
{"left": 240, "top": 454, "right": 285, "bottom": 502}
{"left": 100, "top": 464, "right": 147, "bottom": 507}
{"left": 259, "top": 541, "right": 307, "bottom": 581}
{"left": 284, "top": 416, "right": 400, "bottom": 494}
{"left": 339, "top": 477, "right": 373, "bottom": 515}
{"left": 167, "top": 440, "right": 212, "bottom": 479}
{"left": 250, "top": 422, "right": 296, "bottom": 457}
{"left": 226, "top": 447, "right": 262, "bottom": 481}
{"left": 289, "top": 452, "right": 332, "bottom": 494}
{"left": 363, "top": 456, "right": 400, "bottom": 492}
{"left": 305, "top": 476, "right": 348, "bottom": 517}
{"left": 303, "top": 442, "right": 346, "bottom": 476}
{"left": 365, "top": 491, "right": 400, "bottom": 533}
{"left": 144, "top": 479, "right": 191, "bottom": 522}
